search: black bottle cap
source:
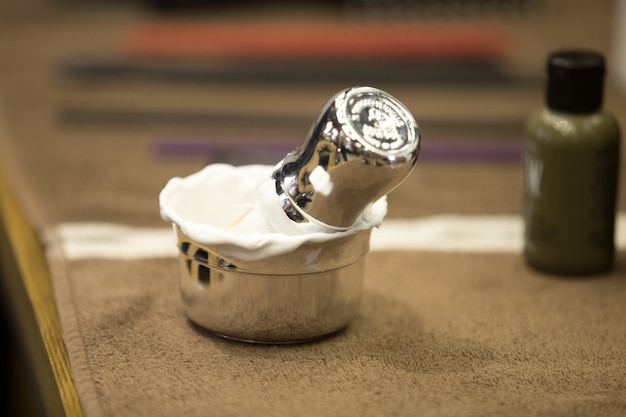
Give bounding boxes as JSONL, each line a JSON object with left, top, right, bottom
{"left": 546, "top": 50, "right": 606, "bottom": 113}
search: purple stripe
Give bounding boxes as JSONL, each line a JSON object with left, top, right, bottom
{"left": 152, "top": 136, "right": 523, "bottom": 163}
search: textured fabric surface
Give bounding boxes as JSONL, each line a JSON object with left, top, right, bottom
{"left": 49, "top": 252, "right": 626, "bottom": 417}
{"left": 1, "top": 3, "right": 626, "bottom": 417}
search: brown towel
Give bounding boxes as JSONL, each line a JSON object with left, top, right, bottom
{"left": 48, "top": 249, "right": 626, "bottom": 417}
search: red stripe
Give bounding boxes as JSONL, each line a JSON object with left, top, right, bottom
{"left": 122, "top": 22, "right": 511, "bottom": 61}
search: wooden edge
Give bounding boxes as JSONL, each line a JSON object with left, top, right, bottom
{"left": 0, "top": 168, "right": 84, "bottom": 417}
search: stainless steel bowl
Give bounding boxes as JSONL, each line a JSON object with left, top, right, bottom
{"left": 174, "top": 224, "right": 371, "bottom": 343}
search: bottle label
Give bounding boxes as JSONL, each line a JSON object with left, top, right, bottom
{"left": 525, "top": 150, "right": 544, "bottom": 198}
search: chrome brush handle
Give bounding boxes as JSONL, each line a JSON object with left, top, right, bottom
{"left": 273, "top": 86, "right": 421, "bottom": 230}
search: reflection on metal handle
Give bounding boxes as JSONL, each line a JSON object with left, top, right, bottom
{"left": 273, "top": 86, "right": 421, "bottom": 230}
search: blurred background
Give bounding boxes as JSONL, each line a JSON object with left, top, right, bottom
{"left": 0, "top": 0, "right": 623, "bottom": 169}
{"left": 0, "top": 0, "right": 623, "bottom": 218}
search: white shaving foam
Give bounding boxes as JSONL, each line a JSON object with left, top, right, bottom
{"left": 309, "top": 165, "right": 333, "bottom": 196}
{"left": 159, "top": 163, "right": 387, "bottom": 261}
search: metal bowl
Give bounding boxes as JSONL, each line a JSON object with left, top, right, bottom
{"left": 174, "top": 224, "right": 370, "bottom": 343}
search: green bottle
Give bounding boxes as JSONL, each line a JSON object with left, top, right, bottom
{"left": 523, "top": 50, "right": 621, "bottom": 275}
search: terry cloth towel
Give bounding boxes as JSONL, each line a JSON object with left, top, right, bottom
{"left": 47, "top": 249, "right": 626, "bottom": 417}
